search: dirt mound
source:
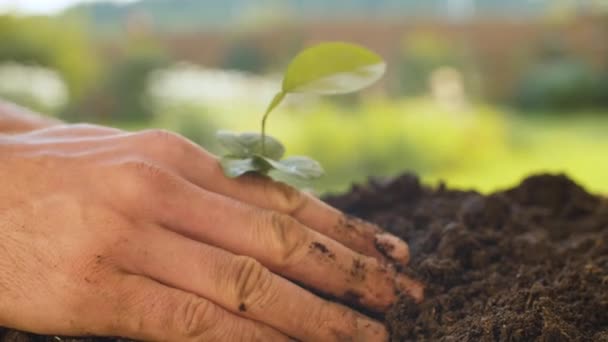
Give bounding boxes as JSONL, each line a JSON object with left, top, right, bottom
{"left": 326, "top": 173, "right": 608, "bottom": 341}
{"left": 2, "top": 173, "right": 607, "bottom": 341}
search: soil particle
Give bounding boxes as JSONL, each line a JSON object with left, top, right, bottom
{"left": 350, "top": 258, "right": 367, "bottom": 282}
{"left": 343, "top": 290, "right": 364, "bottom": 307}
{"left": 310, "top": 241, "right": 336, "bottom": 259}
{"left": 338, "top": 214, "right": 381, "bottom": 236}
{"left": 374, "top": 237, "right": 396, "bottom": 259}
{"left": 325, "top": 173, "right": 608, "bottom": 341}
{"left": 238, "top": 303, "right": 247, "bottom": 312}
{"left": 311, "top": 241, "right": 329, "bottom": 253}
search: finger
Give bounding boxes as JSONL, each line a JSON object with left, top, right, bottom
{"left": 211, "top": 172, "right": 410, "bottom": 265}
{"left": 120, "top": 227, "right": 388, "bottom": 342}
{"left": 95, "top": 274, "right": 289, "bottom": 342}
{"left": 124, "top": 129, "right": 409, "bottom": 264}
{"left": 116, "top": 164, "right": 423, "bottom": 308}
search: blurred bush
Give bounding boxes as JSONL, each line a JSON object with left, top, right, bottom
{"left": 1, "top": 9, "right": 607, "bottom": 195}
{"left": 514, "top": 37, "right": 608, "bottom": 111}
{"left": 260, "top": 97, "right": 507, "bottom": 192}
{"left": 392, "top": 32, "right": 480, "bottom": 99}
{"left": 222, "top": 39, "right": 268, "bottom": 73}
{"left": 0, "top": 15, "right": 98, "bottom": 102}
{"left": 515, "top": 57, "right": 603, "bottom": 111}
{"left": 64, "top": 46, "right": 170, "bottom": 123}
{"left": 102, "top": 51, "right": 170, "bottom": 122}
{"left": 192, "top": 95, "right": 608, "bottom": 194}
{"left": 157, "top": 103, "right": 219, "bottom": 150}
{"left": 593, "top": 66, "right": 608, "bottom": 107}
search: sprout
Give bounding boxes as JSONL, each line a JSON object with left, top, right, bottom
{"left": 217, "top": 42, "right": 386, "bottom": 182}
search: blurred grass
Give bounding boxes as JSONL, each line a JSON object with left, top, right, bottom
{"left": 114, "top": 97, "right": 608, "bottom": 195}
{"left": 2, "top": 8, "right": 607, "bottom": 197}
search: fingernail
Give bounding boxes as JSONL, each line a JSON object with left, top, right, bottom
{"left": 396, "top": 274, "right": 425, "bottom": 303}
{"left": 375, "top": 232, "right": 410, "bottom": 264}
{"left": 356, "top": 317, "right": 388, "bottom": 341}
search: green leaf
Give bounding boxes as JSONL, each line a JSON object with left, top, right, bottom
{"left": 259, "top": 155, "right": 324, "bottom": 180}
{"left": 219, "top": 157, "right": 266, "bottom": 178}
{"left": 282, "top": 42, "right": 386, "bottom": 95}
{"left": 216, "top": 131, "right": 285, "bottom": 160}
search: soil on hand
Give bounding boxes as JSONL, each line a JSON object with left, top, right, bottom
{"left": 325, "top": 173, "right": 608, "bottom": 341}
{"left": 2, "top": 173, "right": 607, "bottom": 341}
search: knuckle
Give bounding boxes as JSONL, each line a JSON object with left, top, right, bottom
{"left": 308, "top": 303, "right": 356, "bottom": 337}
{"left": 121, "top": 159, "right": 167, "bottom": 181}
{"left": 216, "top": 321, "right": 264, "bottom": 342}
{"left": 261, "top": 178, "right": 306, "bottom": 214}
{"left": 175, "top": 297, "right": 220, "bottom": 339}
{"left": 230, "top": 256, "right": 275, "bottom": 310}
{"left": 113, "top": 159, "right": 173, "bottom": 203}
{"left": 109, "top": 285, "right": 149, "bottom": 335}
{"left": 136, "top": 129, "right": 192, "bottom": 163}
{"left": 71, "top": 123, "right": 119, "bottom": 134}
{"left": 70, "top": 123, "right": 98, "bottom": 130}
{"left": 139, "top": 129, "right": 185, "bottom": 149}
{"left": 259, "top": 211, "right": 310, "bottom": 268}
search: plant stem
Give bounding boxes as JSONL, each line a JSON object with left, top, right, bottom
{"left": 261, "top": 91, "right": 286, "bottom": 155}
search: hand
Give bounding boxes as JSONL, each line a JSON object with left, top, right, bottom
{"left": 0, "top": 124, "right": 422, "bottom": 341}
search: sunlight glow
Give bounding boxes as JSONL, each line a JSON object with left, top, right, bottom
{"left": 0, "top": 0, "right": 137, "bottom": 15}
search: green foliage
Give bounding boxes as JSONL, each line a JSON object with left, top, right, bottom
{"left": 393, "top": 32, "right": 478, "bottom": 97}
{"left": 131, "top": 97, "right": 608, "bottom": 195}
{"left": 171, "top": 107, "right": 218, "bottom": 148}
{"left": 106, "top": 52, "right": 169, "bottom": 122}
{"left": 515, "top": 57, "right": 603, "bottom": 111}
{"left": 222, "top": 40, "right": 268, "bottom": 73}
{"left": 64, "top": 50, "right": 169, "bottom": 123}
{"left": 217, "top": 130, "right": 285, "bottom": 160}
{"left": 260, "top": 98, "right": 608, "bottom": 194}
{"left": 513, "top": 36, "right": 608, "bottom": 111}
{"left": 0, "top": 15, "right": 99, "bottom": 101}
{"left": 218, "top": 42, "right": 386, "bottom": 182}
{"left": 217, "top": 130, "right": 323, "bottom": 180}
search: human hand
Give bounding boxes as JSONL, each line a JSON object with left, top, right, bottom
{"left": 0, "top": 124, "right": 422, "bottom": 341}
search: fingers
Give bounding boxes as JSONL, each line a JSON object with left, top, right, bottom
{"left": 98, "top": 274, "right": 289, "bottom": 342}
{"left": 113, "top": 163, "right": 422, "bottom": 307}
{"left": 210, "top": 173, "right": 410, "bottom": 265}
{"left": 122, "top": 129, "right": 409, "bottom": 264}
{"left": 120, "top": 227, "right": 388, "bottom": 341}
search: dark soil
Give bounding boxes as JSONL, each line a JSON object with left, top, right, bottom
{"left": 2, "top": 173, "right": 607, "bottom": 341}
{"left": 325, "top": 173, "right": 608, "bottom": 341}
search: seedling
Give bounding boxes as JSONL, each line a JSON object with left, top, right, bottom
{"left": 217, "top": 42, "right": 386, "bottom": 181}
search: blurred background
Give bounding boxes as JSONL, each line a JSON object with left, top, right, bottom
{"left": 1, "top": 0, "right": 607, "bottom": 194}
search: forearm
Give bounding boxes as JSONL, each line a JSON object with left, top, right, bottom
{"left": 0, "top": 100, "right": 62, "bottom": 134}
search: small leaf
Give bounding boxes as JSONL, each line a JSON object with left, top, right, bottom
{"left": 216, "top": 131, "right": 285, "bottom": 160}
{"left": 259, "top": 156, "right": 324, "bottom": 180}
{"left": 282, "top": 42, "right": 386, "bottom": 95}
{"left": 216, "top": 131, "right": 249, "bottom": 157}
{"left": 219, "top": 157, "right": 262, "bottom": 178}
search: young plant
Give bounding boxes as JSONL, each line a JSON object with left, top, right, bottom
{"left": 217, "top": 42, "right": 386, "bottom": 181}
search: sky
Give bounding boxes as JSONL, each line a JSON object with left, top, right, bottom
{"left": 0, "top": 0, "right": 136, "bottom": 15}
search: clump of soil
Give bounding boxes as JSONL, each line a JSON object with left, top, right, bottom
{"left": 325, "top": 173, "right": 608, "bottom": 341}
{"left": 2, "top": 173, "right": 607, "bottom": 341}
